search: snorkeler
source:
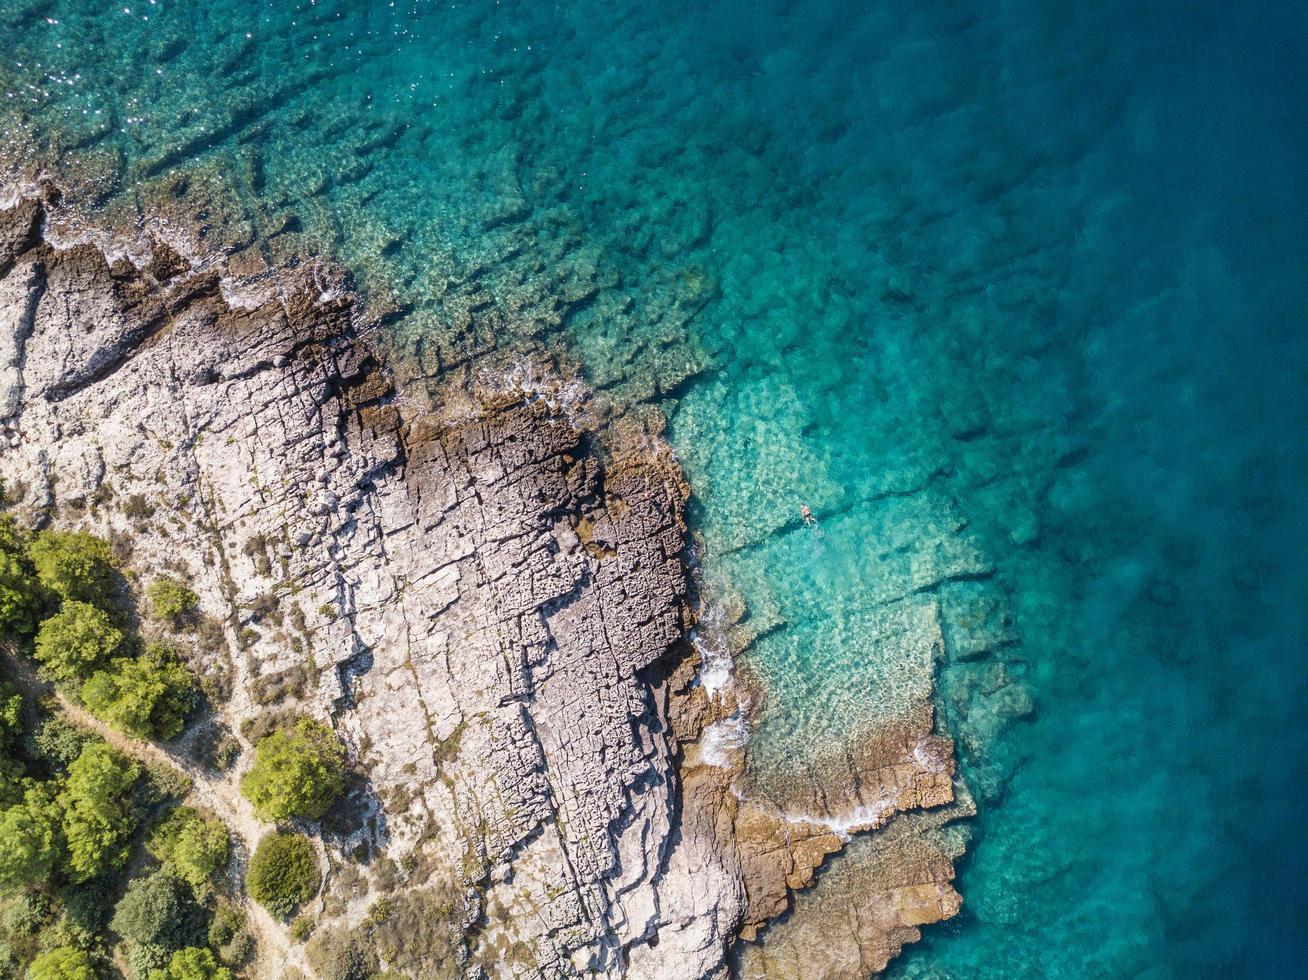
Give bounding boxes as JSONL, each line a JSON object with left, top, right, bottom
{"left": 801, "top": 504, "right": 816, "bottom": 526}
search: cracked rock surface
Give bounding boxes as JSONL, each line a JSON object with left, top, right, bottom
{"left": 0, "top": 184, "right": 999, "bottom": 978}
{"left": 0, "top": 189, "right": 736, "bottom": 977}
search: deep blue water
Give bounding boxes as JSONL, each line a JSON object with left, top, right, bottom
{"left": 3, "top": 0, "right": 1306, "bottom": 975}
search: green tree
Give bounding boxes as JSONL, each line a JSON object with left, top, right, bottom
{"left": 30, "top": 717, "right": 93, "bottom": 770}
{"left": 0, "top": 681, "right": 26, "bottom": 804}
{"left": 205, "top": 903, "right": 252, "bottom": 967}
{"left": 0, "top": 681, "right": 21, "bottom": 746}
{"left": 25, "top": 946, "right": 96, "bottom": 980}
{"left": 0, "top": 549, "right": 37, "bottom": 636}
{"left": 145, "top": 579, "right": 199, "bottom": 625}
{"left": 81, "top": 645, "right": 196, "bottom": 741}
{"left": 246, "top": 832, "right": 319, "bottom": 918}
{"left": 146, "top": 808, "right": 229, "bottom": 888}
{"left": 59, "top": 743, "right": 139, "bottom": 882}
{"left": 147, "top": 947, "right": 232, "bottom": 980}
{"left": 33, "top": 602, "right": 123, "bottom": 684}
{"left": 240, "top": 719, "right": 345, "bottom": 822}
{"left": 0, "top": 514, "right": 22, "bottom": 552}
{"left": 28, "top": 531, "right": 117, "bottom": 606}
{"left": 0, "top": 785, "right": 63, "bottom": 889}
{"left": 109, "top": 871, "right": 204, "bottom": 954}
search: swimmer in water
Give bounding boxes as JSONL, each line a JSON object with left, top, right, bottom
{"left": 801, "top": 504, "right": 816, "bottom": 526}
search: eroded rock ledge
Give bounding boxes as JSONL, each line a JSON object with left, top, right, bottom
{"left": 0, "top": 186, "right": 971, "bottom": 979}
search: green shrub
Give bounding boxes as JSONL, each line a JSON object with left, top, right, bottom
{"left": 0, "top": 785, "right": 63, "bottom": 890}
{"left": 288, "top": 916, "right": 313, "bottom": 942}
{"left": 0, "top": 550, "right": 36, "bottom": 636}
{"left": 28, "top": 531, "right": 117, "bottom": 606}
{"left": 146, "top": 808, "right": 229, "bottom": 888}
{"left": 58, "top": 743, "right": 139, "bottom": 882}
{"left": 146, "top": 578, "right": 199, "bottom": 625}
{"left": 246, "top": 832, "right": 319, "bottom": 918}
{"left": 1, "top": 893, "right": 49, "bottom": 935}
{"left": 81, "top": 644, "right": 197, "bottom": 741}
{"left": 109, "top": 870, "right": 204, "bottom": 953}
{"left": 206, "top": 903, "right": 252, "bottom": 967}
{"left": 28, "top": 718, "right": 93, "bottom": 770}
{"left": 0, "top": 683, "right": 25, "bottom": 804}
{"left": 33, "top": 602, "right": 123, "bottom": 684}
{"left": 122, "top": 495, "right": 155, "bottom": 521}
{"left": 204, "top": 903, "right": 242, "bottom": 948}
{"left": 216, "top": 930, "right": 253, "bottom": 968}
{"left": 240, "top": 718, "right": 345, "bottom": 822}
{"left": 140, "top": 762, "right": 192, "bottom": 806}
{"left": 127, "top": 942, "right": 171, "bottom": 979}
{"left": 0, "top": 682, "right": 21, "bottom": 745}
{"left": 60, "top": 879, "right": 115, "bottom": 935}
{"left": 193, "top": 729, "right": 239, "bottom": 773}
{"left": 25, "top": 946, "right": 96, "bottom": 980}
{"left": 148, "top": 946, "right": 233, "bottom": 980}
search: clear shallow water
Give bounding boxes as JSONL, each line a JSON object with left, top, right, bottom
{"left": 4, "top": 0, "right": 1307, "bottom": 975}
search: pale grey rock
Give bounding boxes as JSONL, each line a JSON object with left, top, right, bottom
{"left": 0, "top": 192, "right": 740, "bottom": 979}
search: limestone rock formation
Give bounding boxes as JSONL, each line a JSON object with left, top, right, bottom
{"left": 0, "top": 186, "right": 723, "bottom": 977}
{"left": 0, "top": 183, "right": 1007, "bottom": 978}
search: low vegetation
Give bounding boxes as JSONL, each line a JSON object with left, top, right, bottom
{"left": 0, "top": 515, "right": 372, "bottom": 977}
{"left": 246, "top": 831, "right": 320, "bottom": 918}
{"left": 306, "top": 927, "right": 378, "bottom": 980}
{"left": 241, "top": 717, "right": 346, "bottom": 822}
{"left": 82, "top": 643, "right": 197, "bottom": 741}
{"left": 147, "top": 806, "right": 230, "bottom": 889}
{"left": 147, "top": 576, "right": 200, "bottom": 625}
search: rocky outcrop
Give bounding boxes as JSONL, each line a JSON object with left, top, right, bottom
{"left": 0, "top": 183, "right": 1003, "bottom": 978}
{"left": 0, "top": 186, "right": 731, "bottom": 977}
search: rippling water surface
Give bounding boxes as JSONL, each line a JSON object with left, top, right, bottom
{"left": 3, "top": 0, "right": 1306, "bottom": 974}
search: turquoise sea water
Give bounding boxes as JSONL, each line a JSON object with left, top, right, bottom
{"left": 3, "top": 0, "right": 1307, "bottom": 975}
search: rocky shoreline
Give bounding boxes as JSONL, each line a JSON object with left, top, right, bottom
{"left": 0, "top": 182, "right": 969, "bottom": 978}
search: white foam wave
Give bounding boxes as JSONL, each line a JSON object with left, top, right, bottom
{"left": 700, "top": 711, "right": 750, "bottom": 768}
{"left": 476, "top": 354, "right": 589, "bottom": 423}
{"left": 782, "top": 795, "right": 898, "bottom": 839}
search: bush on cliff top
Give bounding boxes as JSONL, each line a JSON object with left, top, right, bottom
{"left": 146, "top": 578, "right": 199, "bottom": 626}
{"left": 33, "top": 601, "right": 123, "bottom": 684}
{"left": 246, "top": 832, "right": 319, "bottom": 918}
{"left": 25, "top": 946, "right": 97, "bottom": 980}
{"left": 82, "top": 643, "right": 197, "bottom": 741}
{"left": 240, "top": 718, "right": 345, "bottom": 822}
{"left": 146, "top": 807, "right": 229, "bottom": 889}
{"left": 28, "top": 531, "right": 117, "bottom": 606}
